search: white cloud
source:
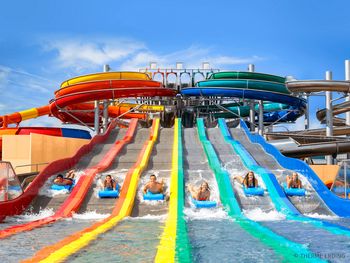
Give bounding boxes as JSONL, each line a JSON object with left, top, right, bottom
{"left": 0, "top": 64, "right": 56, "bottom": 116}
{"left": 41, "top": 37, "right": 262, "bottom": 73}
{"left": 43, "top": 37, "right": 145, "bottom": 71}
{"left": 120, "top": 45, "right": 262, "bottom": 70}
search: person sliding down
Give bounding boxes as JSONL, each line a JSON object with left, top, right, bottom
{"left": 53, "top": 170, "right": 76, "bottom": 186}
{"left": 234, "top": 171, "right": 259, "bottom": 188}
{"left": 188, "top": 181, "right": 210, "bottom": 201}
{"left": 143, "top": 174, "right": 164, "bottom": 194}
{"left": 287, "top": 172, "right": 302, "bottom": 189}
{"left": 103, "top": 175, "right": 119, "bottom": 191}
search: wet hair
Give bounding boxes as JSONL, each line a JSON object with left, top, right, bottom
{"left": 201, "top": 181, "right": 210, "bottom": 191}
{"left": 56, "top": 174, "right": 64, "bottom": 179}
{"left": 104, "top": 175, "right": 114, "bottom": 188}
{"left": 244, "top": 172, "right": 256, "bottom": 187}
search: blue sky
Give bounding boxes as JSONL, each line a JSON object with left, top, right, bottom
{"left": 1, "top": 0, "right": 350, "bottom": 130}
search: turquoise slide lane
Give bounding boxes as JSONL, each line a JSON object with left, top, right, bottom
{"left": 218, "top": 118, "right": 350, "bottom": 237}
{"left": 196, "top": 118, "right": 322, "bottom": 263}
{"left": 239, "top": 120, "right": 350, "bottom": 217}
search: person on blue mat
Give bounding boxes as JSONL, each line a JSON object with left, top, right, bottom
{"left": 188, "top": 181, "right": 210, "bottom": 201}
{"left": 234, "top": 171, "right": 259, "bottom": 188}
{"left": 53, "top": 170, "right": 75, "bottom": 186}
{"left": 287, "top": 172, "right": 302, "bottom": 189}
{"left": 103, "top": 175, "right": 119, "bottom": 191}
{"left": 143, "top": 174, "right": 164, "bottom": 194}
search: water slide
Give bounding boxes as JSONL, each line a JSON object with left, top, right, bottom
{"left": 24, "top": 119, "right": 159, "bottom": 262}
{"left": 78, "top": 125, "right": 148, "bottom": 215}
{"left": 130, "top": 127, "right": 173, "bottom": 217}
{"left": 182, "top": 71, "right": 306, "bottom": 123}
{"left": 0, "top": 72, "right": 175, "bottom": 158}
{"left": 155, "top": 119, "right": 192, "bottom": 262}
{"left": 262, "top": 80, "right": 350, "bottom": 157}
{"left": 202, "top": 119, "right": 350, "bottom": 239}
{"left": 0, "top": 118, "right": 116, "bottom": 221}
{"left": 0, "top": 119, "right": 138, "bottom": 238}
{"left": 205, "top": 124, "right": 275, "bottom": 212}
{"left": 194, "top": 118, "right": 321, "bottom": 262}
{"left": 238, "top": 119, "right": 350, "bottom": 217}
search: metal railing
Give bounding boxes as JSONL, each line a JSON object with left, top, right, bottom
{"left": 331, "top": 160, "right": 350, "bottom": 199}
{"left": 15, "top": 162, "right": 49, "bottom": 173}
{"left": 0, "top": 161, "right": 23, "bottom": 201}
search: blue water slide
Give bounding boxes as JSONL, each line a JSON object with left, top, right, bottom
{"left": 218, "top": 118, "right": 300, "bottom": 216}
{"left": 220, "top": 119, "right": 350, "bottom": 236}
{"left": 181, "top": 86, "right": 306, "bottom": 123}
{"left": 239, "top": 120, "right": 350, "bottom": 217}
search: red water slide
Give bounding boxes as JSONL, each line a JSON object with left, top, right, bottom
{"left": 0, "top": 119, "right": 138, "bottom": 237}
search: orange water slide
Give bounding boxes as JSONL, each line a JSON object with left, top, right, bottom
{"left": 0, "top": 72, "right": 175, "bottom": 128}
{"left": 24, "top": 119, "right": 159, "bottom": 263}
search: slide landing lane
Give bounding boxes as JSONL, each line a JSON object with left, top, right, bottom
{"left": 0, "top": 119, "right": 138, "bottom": 239}
{"left": 24, "top": 119, "right": 160, "bottom": 263}
{"left": 197, "top": 118, "right": 323, "bottom": 263}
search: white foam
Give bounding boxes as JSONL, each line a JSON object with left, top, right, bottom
{"left": 72, "top": 211, "right": 110, "bottom": 220}
{"left": 244, "top": 208, "right": 286, "bottom": 221}
{"left": 305, "top": 213, "right": 339, "bottom": 220}
{"left": 4, "top": 208, "right": 55, "bottom": 223}
{"left": 127, "top": 214, "right": 167, "bottom": 221}
{"left": 184, "top": 207, "right": 229, "bottom": 220}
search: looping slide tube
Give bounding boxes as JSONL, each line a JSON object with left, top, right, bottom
{"left": 0, "top": 119, "right": 138, "bottom": 239}
{"left": 181, "top": 71, "right": 307, "bottom": 123}
{"left": 0, "top": 72, "right": 175, "bottom": 128}
{"left": 24, "top": 119, "right": 160, "bottom": 263}
{"left": 197, "top": 118, "right": 324, "bottom": 262}
{"left": 155, "top": 118, "right": 192, "bottom": 263}
{"left": 239, "top": 120, "right": 350, "bottom": 217}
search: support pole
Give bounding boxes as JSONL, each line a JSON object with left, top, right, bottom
{"left": 102, "top": 64, "right": 110, "bottom": 132}
{"left": 258, "top": 100, "right": 264, "bottom": 136}
{"left": 345, "top": 60, "right": 350, "bottom": 159}
{"left": 326, "top": 71, "right": 333, "bottom": 164}
{"left": 304, "top": 95, "right": 310, "bottom": 129}
{"left": 248, "top": 64, "right": 255, "bottom": 131}
{"left": 249, "top": 101, "right": 255, "bottom": 132}
{"left": 94, "top": 100, "right": 100, "bottom": 134}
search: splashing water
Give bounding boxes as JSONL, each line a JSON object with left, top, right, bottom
{"left": 184, "top": 207, "right": 229, "bottom": 220}
{"left": 127, "top": 214, "right": 167, "bottom": 221}
{"left": 3, "top": 208, "right": 55, "bottom": 223}
{"left": 305, "top": 213, "right": 339, "bottom": 220}
{"left": 39, "top": 170, "right": 85, "bottom": 197}
{"left": 72, "top": 211, "right": 110, "bottom": 220}
{"left": 244, "top": 208, "right": 286, "bottom": 221}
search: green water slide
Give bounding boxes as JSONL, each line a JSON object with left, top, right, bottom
{"left": 195, "top": 118, "right": 324, "bottom": 263}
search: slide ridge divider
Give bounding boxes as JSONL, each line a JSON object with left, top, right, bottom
{"left": 197, "top": 118, "right": 322, "bottom": 263}
{"left": 155, "top": 118, "right": 192, "bottom": 263}
{"left": 23, "top": 119, "right": 159, "bottom": 263}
